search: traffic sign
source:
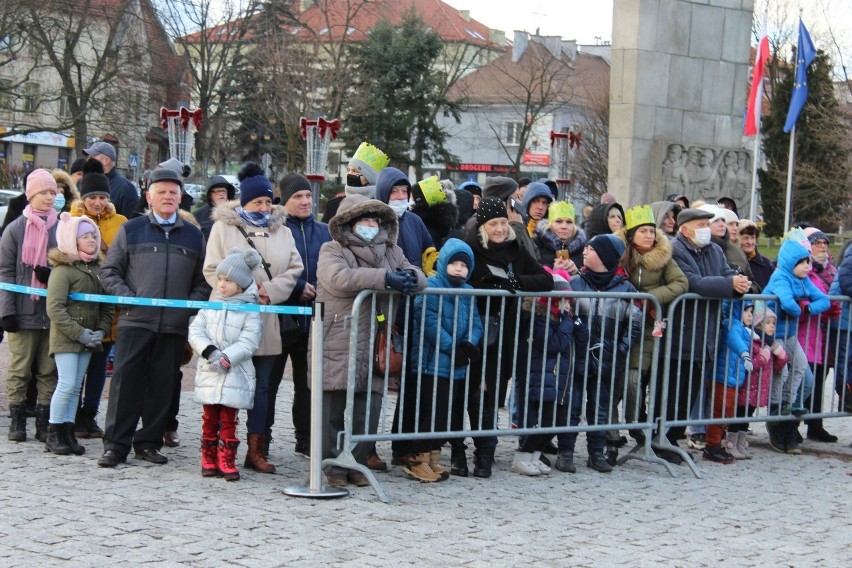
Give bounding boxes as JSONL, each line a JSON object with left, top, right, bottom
{"left": 129, "top": 154, "right": 138, "bottom": 168}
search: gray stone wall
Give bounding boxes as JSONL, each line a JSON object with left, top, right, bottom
{"left": 609, "top": 0, "right": 755, "bottom": 208}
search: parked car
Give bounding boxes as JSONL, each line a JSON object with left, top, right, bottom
{"left": 0, "top": 188, "right": 24, "bottom": 227}
{"left": 215, "top": 175, "right": 241, "bottom": 198}
{"left": 183, "top": 183, "right": 204, "bottom": 203}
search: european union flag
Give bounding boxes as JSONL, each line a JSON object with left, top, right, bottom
{"left": 783, "top": 19, "right": 816, "bottom": 133}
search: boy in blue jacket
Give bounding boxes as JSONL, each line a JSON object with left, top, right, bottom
{"left": 406, "top": 238, "right": 483, "bottom": 482}
{"left": 763, "top": 233, "right": 830, "bottom": 453}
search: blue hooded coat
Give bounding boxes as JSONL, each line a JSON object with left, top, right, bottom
{"left": 714, "top": 300, "right": 753, "bottom": 388}
{"left": 411, "top": 238, "right": 483, "bottom": 380}
{"left": 375, "top": 167, "right": 433, "bottom": 267}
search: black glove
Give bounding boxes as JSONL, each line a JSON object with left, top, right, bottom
{"left": 480, "top": 275, "right": 516, "bottom": 294}
{"left": 385, "top": 270, "right": 416, "bottom": 294}
{"left": 2, "top": 315, "right": 19, "bottom": 333}
{"left": 455, "top": 340, "right": 481, "bottom": 366}
{"left": 34, "top": 265, "right": 51, "bottom": 285}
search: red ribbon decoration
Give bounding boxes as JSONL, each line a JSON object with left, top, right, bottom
{"left": 569, "top": 131, "right": 582, "bottom": 149}
{"left": 162, "top": 107, "right": 203, "bottom": 131}
{"left": 299, "top": 117, "right": 313, "bottom": 140}
{"left": 318, "top": 117, "right": 341, "bottom": 141}
{"left": 160, "top": 107, "right": 170, "bottom": 131}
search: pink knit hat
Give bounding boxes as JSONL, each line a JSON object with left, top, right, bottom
{"left": 26, "top": 168, "right": 58, "bottom": 200}
{"left": 56, "top": 212, "right": 101, "bottom": 258}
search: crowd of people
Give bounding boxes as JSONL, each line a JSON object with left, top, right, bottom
{"left": 1, "top": 139, "right": 850, "bottom": 488}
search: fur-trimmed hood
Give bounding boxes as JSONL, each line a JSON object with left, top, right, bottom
{"left": 52, "top": 211, "right": 102, "bottom": 260}
{"left": 52, "top": 169, "right": 80, "bottom": 208}
{"left": 47, "top": 247, "right": 103, "bottom": 267}
{"left": 211, "top": 199, "right": 286, "bottom": 231}
{"left": 328, "top": 194, "right": 398, "bottom": 246}
{"left": 615, "top": 226, "right": 674, "bottom": 273}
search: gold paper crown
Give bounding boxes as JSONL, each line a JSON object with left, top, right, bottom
{"left": 416, "top": 176, "right": 446, "bottom": 206}
{"left": 625, "top": 205, "right": 655, "bottom": 231}
{"left": 349, "top": 141, "right": 390, "bottom": 182}
{"left": 548, "top": 200, "right": 575, "bottom": 224}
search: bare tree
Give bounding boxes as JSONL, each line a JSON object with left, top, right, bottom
{"left": 0, "top": 0, "right": 39, "bottom": 122}
{"left": 570, "top": 76, "right": 610, "bottom": 201}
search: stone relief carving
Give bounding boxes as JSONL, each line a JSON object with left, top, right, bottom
{"left": 659, "top": 143, "right": 752, "bottom": 212}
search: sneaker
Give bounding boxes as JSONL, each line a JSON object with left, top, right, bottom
{"left": 703, "top": 444, "right": 735, "bottom": 464}
{"left": 511, "top": 452, "right": 541, "bottom": 476}
{"left": 530, "top": 451, "right": 551, "bottom": 474}
{"left": 555, "top": 452, "right": 576, "bottom": 473}
{"left": 587, "top": 453, "right": 613, "bottom": 473}
{"left": 687, "top": 434, "right": 706, "bottom": 450}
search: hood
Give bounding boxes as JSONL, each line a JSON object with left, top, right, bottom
{"left": 435, "top": 237, "right": 474, "bottom": 285}
{"left": 52, "top": 169, "right": 80, "bottom": 203}
{"left": 521, "top": 182, "right": 553, "bottom": 215}
{"left": 454, "top": 189, "right": 475, "bottom": 227}
{"left": 650, "top": 201, "right": 676, "bottom": 230}
{"left": 776, "top": 239, "right": 811, "bottom": 274}
{"left": 375, "top": 167, "right": 410, "bottom": 204}
{"left": 585, "top": 202, "right": 625, "bottom": 239}
{"left": 328, "top": 194, "right": 398, "bottom": 246}
{"left": 615, "top": 226, "right": 673, "bottom": 273}
{"left": 70, "top": 199, "right": 118, "bottom": 219}
{"left": 205, "top": 176, "right": 236, "bottom": 203}
{"left": 211, "top": 199, "right": 287, "bottom": 231}
{"left": 55, "top": 211, "right": 102, "bottom": 259}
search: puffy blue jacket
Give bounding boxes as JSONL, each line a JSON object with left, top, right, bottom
{"left": 763, "top": 239, "right": 830, "bottom": 339}
{"left": 714, "top": 300, "right": 752, "bottom": 388}
{"left": 375, "top": 167, "right": 434, "bottom": 267}
{"left": 411, "top": 238, "right": 483, "bottom": 380}
{"left": 285, "top": 214, "right": 331, "bottom": 333}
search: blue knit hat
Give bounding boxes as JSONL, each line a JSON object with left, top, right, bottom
{"left": 237, "top": 162, "right": 273, "bottom": 207}
{"left": 588, "top": 234, "right": 626, "bottom": 271}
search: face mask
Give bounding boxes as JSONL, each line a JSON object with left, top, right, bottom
{"left": 691, "top": 227, "right": 712, "bottom": 247}
{"left": 354, "top": 224, "right": 379, "bottom": 241}
{"left": 446, "top": 274, "right": 466, "bottom": 286}
{"left": 388, "top": 199, "right": 408, "bottom": 218}
{"left": 52, "top": 193, "right": 66, "bottom": 212}
{"left": 347, "top": 174, "right": 365, "bottom": 187}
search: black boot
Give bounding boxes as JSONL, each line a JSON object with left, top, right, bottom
{"left": 63, "top": 423, "right": 85, "bottom": 455}
{"left": 45, "top": 423, "right": 71, "bottom": 455}
{"left": 450, "top": 445, "right": 469, "bottom": 477}
{"left": 7, "top": 404, "right": 27, "bottom": 442}
{"left": 34, "top": 404, "right": 50, "bottom": 443}
{"left": 472, "top": 449, "right": 494, "bottom": 478}
{"left": 74, "top": 405, "right": 89, "bottom": 439}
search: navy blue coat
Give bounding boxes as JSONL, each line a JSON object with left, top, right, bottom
{"left": 285, "top": 214, "right": 332, "bottom": 333}
{"left": 517, "top": 309, "right": 586, "bottom": 404}
{"left": 375, "top": 167, "right": 434, "bottom": 267}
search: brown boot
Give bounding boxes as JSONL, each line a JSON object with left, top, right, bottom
{"left": 402, "top": 452, "right": 441, "bottom": 483}
{"left": 429, "top": 450, "right": 450, "bottom": 480}
{"left": 244, "top": 433, "right": 276, "bottom": 473}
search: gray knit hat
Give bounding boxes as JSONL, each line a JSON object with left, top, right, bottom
{"left": 216, "top": 247, "right": 262, "bottom": 291}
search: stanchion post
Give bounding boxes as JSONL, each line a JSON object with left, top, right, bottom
{"left": 283, "top": 301, "right": 348, "bottom": 498}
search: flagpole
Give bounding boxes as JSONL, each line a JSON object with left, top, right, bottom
{"left": 749, "top": 133, "right": 760, "bottom": 221}
{"left": 784, "top": 125, "right": 796, "bottom": 232}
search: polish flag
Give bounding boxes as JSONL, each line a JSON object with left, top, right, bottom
{"left": 744, "top": 34, "right": 769, "bottom": 136}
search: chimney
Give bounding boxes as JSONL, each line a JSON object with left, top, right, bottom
{"left": 489, "top": 29, "right": 505, "bottom": 46}
{"left": 512, "top": 30, "right": 528, "bottom": 62}
{"left": 459, "top": 10, "right": 470, "bottom": 22}
{"left": 300, "top": 0, "right": 315, "bottom": 12}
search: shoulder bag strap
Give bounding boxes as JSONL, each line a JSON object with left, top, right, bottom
{"left": 236, "top": 225, "right": 273, "bottom": 280}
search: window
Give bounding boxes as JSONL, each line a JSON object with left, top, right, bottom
{"left": 59, "top": 94, "right": 72, "bottom": 119}
{"left": 23, "top": 82, "right": 40, "bottom": 113}
{"left": 0, "top": 78, "right": 11, "bottom": 109}
{"left": 505, "top": 121, "right": 523, "bottom": 145}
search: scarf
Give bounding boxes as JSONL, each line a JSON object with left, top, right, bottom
{"left": 78, "top": 251, "right": 95, "bottom": 263}
{"left": 527, "top": 217, "right": 537, "bottom": 237}
{"left": 582, "top": 266, "right": 617, "bottom": 290}
{"left": 22, "top": 205, "right": 58, "bottom": 296}
{"left": 237, "top": 207, "right": 271, "bottom": 228}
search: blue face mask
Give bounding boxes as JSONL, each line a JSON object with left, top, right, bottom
{"left": 52, "top": 193, "right": 65, "bottom": 212}
{"left": 354, "top": 224, "right": 379, "bottom": 242}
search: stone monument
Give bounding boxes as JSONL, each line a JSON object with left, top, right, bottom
{"left": 608, "top": 0, "right": 755, "bottom": 212}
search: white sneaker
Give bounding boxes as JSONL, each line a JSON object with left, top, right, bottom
{"left": 531, "top": 451, "right": 552, "bottom": 474}
{"left": 511, "top": 452, "right": 541, "bottom": 476}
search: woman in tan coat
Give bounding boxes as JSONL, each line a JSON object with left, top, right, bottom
{"left": 204, "top": 163, "right": 304, "bottom": 473}
{"left": 315, "top": 194, "right": 425, "bottom": 487}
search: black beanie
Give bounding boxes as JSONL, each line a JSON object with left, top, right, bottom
{"left": 588, "top": 234, "right": 626, "bottom": 271}
{"left": 475, "top": 197, "right": 508, "bottom": 229}
{"left": 69, "top": 157, "right": 87, "bottom": 175}
{"left": 78, "top": 159, "right": 110, "bottom": 198}
{"left": 279, "top": 172, "right": 312, "bottom": 204}
{"left": 447, "top": 250, "right": 471, "bottom": 268}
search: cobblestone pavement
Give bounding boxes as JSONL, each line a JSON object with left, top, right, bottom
{"left": 1, "top": 341, "right": 851, "bottom": 566}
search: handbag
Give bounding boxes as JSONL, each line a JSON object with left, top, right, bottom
{"left": 483, "top": 314, "right": 501, "bottom": 347}
{"left": 374, "top": 322, "right": 403, "bottom": 377}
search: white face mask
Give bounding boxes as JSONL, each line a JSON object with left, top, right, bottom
{"left": 388, "top": 199, "right": 408, "bottom": 218}
{"left": 691, "top": 227, "right": 712, "bottom": 247}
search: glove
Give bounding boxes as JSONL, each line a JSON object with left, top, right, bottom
{"left": 480, "top": 275, "right": 517, "bottom": 294}
{"left": 33, "top": 265, "right": 51, "bottom": 285}
{"left": 77, "top": 328, "right": 97, "bottom": 346}
{"left": 740, "top": 352, "right": 753, "bottom": 373}
{"left": 797, "top": 300, "right": 810, "bottom": 315}
{"left": 455, "top": 340, "right": 481, "bottom": 366}
{"left": 85, "top": 330, "right": 106, "bottom": 350}
{"left": 385, "top": 270, "right": 416, "bottom": 295}
{"left": 759, "top": 346, "right": 772, "bottom": 362}
{"left": 828, "top": 303, "right": 842, "bottom": 319}
{"left": 617, "top": 341, "right": 631, "bottom": 354}
{"left": 207, "top": 349, "right": 231, "bottom": 373}
{"left": 2, "top": 315, "right": 20, "bottom": 333}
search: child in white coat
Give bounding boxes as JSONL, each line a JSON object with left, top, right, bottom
{"left": 188, "top": 248, "right": 263, "bottom": 481}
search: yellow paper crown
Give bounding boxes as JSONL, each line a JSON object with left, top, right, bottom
{"left": 414, "top": 176, "right": 445, "bottom": 206}
{"left": 548, "top": 200, "right": 575, "bottom": 224}
{"left": 625, "top": 204, "right": 655, "bottom": 231}
{"left": 349, "top": 142, "right": 390, "bottom": 183}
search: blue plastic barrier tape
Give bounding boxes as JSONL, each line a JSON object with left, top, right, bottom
{"left": 0, "top": 282, "right": 311, "bottom": 315}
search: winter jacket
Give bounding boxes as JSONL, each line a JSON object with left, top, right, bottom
{"left": 537, "top": 225, "right": 586, "bottom": 269}
{"left": 100, "top": 211, "right": 210, "bottom": 335}
{"left": 517, "top": 307, "right": 585, "bottom": 404}
{"left": 828, "top": 245, "right": 852, "bottom": 332}
{"left": 670, "top": 233, "right": 739, "bottom": 361}
{"left": 284, "top": 214, "right": 332, "bottom": 334}
{"left": 584, "top": 202, "right": 625, "bottom": 240}
{"left": 738, "top": 337, "right": 786, "bottom": 408}
{"left": 106, "top": 167, "right": 139, "bottom": 219}
{"left": 462, "top": 213, "right": 542, "bottom": 263}
{"left": 314, "top": 195, "right": 426, "bottom": 392}
{"left": 798, "top": 259, "right": 838, "bottom": 363}
{"left": 69, "top": 200, "right": 127, "bottom": 250}
{"left": 411, "top": 238, "right": 483, "bottom": 380}
{"left": 46, "top": 249, "right": 114, "bottom": 355}
{"left": 763, "top": 239, "right": 830, "bottom": 340}
{"left": 375, "top": 167, "right": 434, "bottom": 267}
{"left": 520, "top": 183, "right": 553, "bottom": 225}
{"left": 410, "top": 199, "right": 459, "bottom": 250}
{"left": 713, "top": 301, "right": 752, "bottom": 388}
{"left": 0, "top": 214, "right": 58, "bottom": 329}
{"left": 204, "top": 201, "right": 304, "bottom": 356}
{"left": 615, "top": 227, "right": 688, "bottom": 371}
{"left": 711, "top": 231, "right": 754, "bottom": 282}
{"left": 570, "top": 267, "right": 643, "bottom": 378}
{"left": 194, "top": 177, "right": 237, "bottom": 240}
{"left": 746, "top": 250, "right": 775, "bottom": 291}
{"left": 188, "top": 284, "right": 262, "bottom": 410}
